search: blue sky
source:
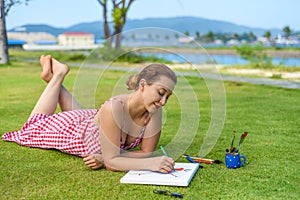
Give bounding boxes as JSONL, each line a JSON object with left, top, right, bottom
{"left": 6, "top": 0, "right": 300, "bottom": 31}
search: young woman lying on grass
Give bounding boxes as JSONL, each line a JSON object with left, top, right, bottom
{"left": 2, "top": 55, "right": 177, "bottom": 173}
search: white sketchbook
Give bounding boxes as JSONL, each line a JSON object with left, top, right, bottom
{"left": 120, "top": 163, "right": 199, "bottom": 187}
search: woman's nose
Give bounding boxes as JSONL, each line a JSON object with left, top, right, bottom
{"left": 160, "top": 96, "right": 167, "bottom": 106}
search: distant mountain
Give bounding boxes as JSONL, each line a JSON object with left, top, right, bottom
{"left": 9, "top": 21, "right": 104, "bottom": 39}
{"left": 124, "top": 16, "right": 282, "bottom": 36}
{"left": 10, "top": 24, "right": 66, "bottom": 36}
{"left": 67, "top": 21, "right": 104, "bottom": 37}
{"left": 9, "top": 16, "right": 283, "bottom": 39}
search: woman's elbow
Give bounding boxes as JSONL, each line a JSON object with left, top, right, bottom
{"left": 104, "top": 160, "right": 121, "bottom": 172}
{"left": 105, "top": 165, "right": 120, "bottom": 172}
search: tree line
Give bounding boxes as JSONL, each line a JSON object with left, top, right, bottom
{"left": 182, "top": 26, "right": 293, "bottom": 43}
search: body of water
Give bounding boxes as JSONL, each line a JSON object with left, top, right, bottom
{"left": 140, "top": 52, "right": 300, "bottom": 67}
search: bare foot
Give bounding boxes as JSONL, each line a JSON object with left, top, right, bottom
{"left": 40, "top": 55, "right": 53, "bottom": 82}
{"left": 51, "top": 57, "right": 70, "bottom": 78}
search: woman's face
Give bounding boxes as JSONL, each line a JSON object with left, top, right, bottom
{"left": 142, "top": 76, "right": 176, "bottom": 113}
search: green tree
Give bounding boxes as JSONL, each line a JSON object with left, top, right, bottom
{"left": 233, "top": 33, "right": 240, "bottom": 41}
{"left": 249, "top": 31, "right": 256, "bottom": 42}
{"left": 264, "top": 30, "right": 271, "bottom": 40}
{"left": 283, "top": 26, "right": 291, "bottom": 38}
{"left": 264, "top": 30, "right": 277, "bottom": 47}
{"left": 195, "top": 31, "right": 201, "bottom": 40}
{"left": 96, "top": 0, "right": 135, "bottom": 49}
{"left": 205, "top": 31, "right": 214, "bottom": 42}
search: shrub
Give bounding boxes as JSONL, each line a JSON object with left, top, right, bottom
{"left": 235, "top": 43, "right": 273, "bottom": 68}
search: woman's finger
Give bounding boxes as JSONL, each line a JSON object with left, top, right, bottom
{"left": 84, "top": 159, "right": 96, "bottom": 165}
{"left": 83, "top": 154, "right": 94, "bottom": 162}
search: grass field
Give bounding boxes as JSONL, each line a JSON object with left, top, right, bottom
{"left": 0, "top": 61, "right": 299, "bottom": 200}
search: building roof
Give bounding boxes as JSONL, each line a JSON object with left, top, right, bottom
{"left": 8, "top": 39, "right": 26, "bottom": 45}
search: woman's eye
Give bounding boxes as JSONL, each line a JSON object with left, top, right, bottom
{"left": 159, "top": 92, "right": 164, "bottom": 96}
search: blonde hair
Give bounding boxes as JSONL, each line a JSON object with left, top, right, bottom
{"left": 126, "top": 64, "right": 177, "bottom": 90}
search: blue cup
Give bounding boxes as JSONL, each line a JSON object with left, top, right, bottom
{"left": 225, "top": 154, "right": 246, "bottom": 169}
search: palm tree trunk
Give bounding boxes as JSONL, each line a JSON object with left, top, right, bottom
{"left": 0, "top": 0, "right": 9, "bottom": 64}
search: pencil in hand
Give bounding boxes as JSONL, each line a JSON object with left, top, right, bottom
{"left": 160, "top": 145, "right": 169, "bottom": 157}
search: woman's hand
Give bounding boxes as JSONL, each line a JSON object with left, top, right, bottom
{"left": 82, "top": 154, "right": 104, "bottom": 170}
{"left": 151, "top": 156, "right": 175, "bottom": 173}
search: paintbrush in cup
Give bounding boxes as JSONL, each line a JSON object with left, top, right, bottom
{"left": 235, "top": 131, "right": 248, "bottom": 153}
{"left": 229, "top": 130, "right": 236, "bottom": 153}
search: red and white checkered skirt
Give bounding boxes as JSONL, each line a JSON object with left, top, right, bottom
{"left": 2, "top": 109, "right": 101, "bottom": 156}
{"left": 2, "top": 98, "right": 146, "bottom": 157}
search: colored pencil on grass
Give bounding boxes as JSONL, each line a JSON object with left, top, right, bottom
{"left": 182, "top": 155, "right": 222, "bottom": 164}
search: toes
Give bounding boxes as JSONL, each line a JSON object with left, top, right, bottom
{"left": 40, "top": 55, "right": 53, "bottom": 82}
{"left": 44, "top": 55, "right": 52, "bottom": 61}
{"left": 40, "top": 55, "right": 45, "bottom": 65}
{"left": 40, "top": 55, "right": 52, "bottom": 66}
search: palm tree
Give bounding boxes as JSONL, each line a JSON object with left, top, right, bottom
{"left": 249, "top": 31, "right": 256, "bottom": 42}
{"left": 283, "top": 26, "right": 291, "bottom": 38}
{"left": 0, "top": 0, "right": 9, "bottom": 64}
{"left": 233, "top": 33, "right": 240, "bottom": 41}
{"left": 264, "top": 31, "right": 271, "bottom": 40}
{"left": 206, "top": 31, "right": 214, "bottom": 43}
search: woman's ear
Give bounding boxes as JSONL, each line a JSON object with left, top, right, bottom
{"left": 139, "top": 79, "right": 147, "bottom": 90}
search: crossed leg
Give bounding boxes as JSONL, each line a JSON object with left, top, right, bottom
{"left": 32, "top": 55, "right": 104, "bottom": 169}
{"left": 31, "top": 55, "right": 81, "bottom": 115}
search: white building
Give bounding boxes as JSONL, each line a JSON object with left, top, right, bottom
{"left": 58, "top": 32, "right": 95, "bottom": 46}
{"left": 178, "top": 36, "right": 195, "bottom": 44}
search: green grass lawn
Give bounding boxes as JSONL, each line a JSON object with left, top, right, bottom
{"left": 0, "top": 61, "right": 299, "bottom": 200}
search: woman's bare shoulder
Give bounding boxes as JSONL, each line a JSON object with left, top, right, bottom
{"left": 100, "top": 94, "right": 128, "bottom": 110}
{"left": 95, "top": 94, "right": 129, "bottom": 124}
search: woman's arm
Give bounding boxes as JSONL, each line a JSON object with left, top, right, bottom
{"left": 96, "top": 102, "right": 174, "bottom": 173}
